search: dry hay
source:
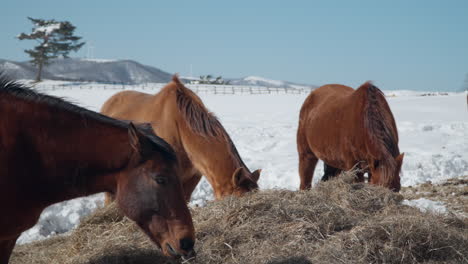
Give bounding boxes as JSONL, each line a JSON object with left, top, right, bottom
{"left": 10, "top": 173, "right": 468, "bottom": 264}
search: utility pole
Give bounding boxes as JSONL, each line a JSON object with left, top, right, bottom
{"left": 87, "top": 41, "right": 94, "bottom": 59}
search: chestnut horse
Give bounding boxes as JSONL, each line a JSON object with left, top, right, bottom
{"left": 101, "top": 76, "right": 261, "bottom": 202}
{"left": 0, "top": 76, "right": 195, "bottom": 263}
{"left": 297, "top": 82, "right": 404, "bottom": 191}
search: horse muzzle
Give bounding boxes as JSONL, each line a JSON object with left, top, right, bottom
{"left": 165, "top": 237, "right": 196, "bottom": 259}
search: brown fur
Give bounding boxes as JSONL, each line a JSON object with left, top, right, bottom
{"left": 297, "top": 82, "right": 403, "bottom": 191}
{"left": 0, "top": 76, "right": 195, "bottom": 263}
{"left": 101, "top": 76, "right": 261, "bottom": 202}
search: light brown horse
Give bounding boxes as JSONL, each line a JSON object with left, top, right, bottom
{"left": 0, "top": 76, "right": 195, "bottom": 263}
{"left": 297, "top": 82, "right": 404, "bottom": 191}
{"left": 101, "top": 76, "right": 261, "bottom": 202}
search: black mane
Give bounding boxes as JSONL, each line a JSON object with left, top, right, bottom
{"left": 363, "top": 82, "right": 400, "bottom": 157}
{"left": 0, "top": 73, "right": 176, "bottom": 161}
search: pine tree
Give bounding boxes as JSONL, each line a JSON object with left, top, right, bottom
{"left": 17, "top": 17, "right": 85, "bottom": 82}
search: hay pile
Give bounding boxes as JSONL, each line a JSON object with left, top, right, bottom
{"left": 11, "top": 174, "right": 468, "bottom": 264}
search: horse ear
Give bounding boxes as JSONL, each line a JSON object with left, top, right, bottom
{"left": 138, "top": 122, "right": 155, "bottom": 133}
{"left": 396, "top": 153, "right": 404, "bottom": 167}
{"left": 232, "top": 167, "right": 245, "bottom": 187}
{"left": 128, "top": 122, "right": 141, "bottom": 153}
{"left": 396, "top": 153, "right": 404, "bottom": 163}
{"left": 250, "top": 169, "right": 261, "bottom": 183}
{"left": 128, "top": 122, "right": 153, "bottom": 160}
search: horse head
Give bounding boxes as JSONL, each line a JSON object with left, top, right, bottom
{"left": 370, "top": 153, "right": 404, "bottom": 192}
{"left": 116, "top": 123, "right": 195, "bottom": 258}
{"left": 231, "top": 167, "right": 261, "bottom": 196}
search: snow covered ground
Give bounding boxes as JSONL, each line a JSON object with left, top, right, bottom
{"left": 402, "top": 198, "right": 448, "bottom": 214}
{"left": 17, "top": 83, "right": 468, "bottom": 244}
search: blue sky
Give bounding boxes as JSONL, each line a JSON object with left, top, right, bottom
{"left": 1, "top": 0, "right": 467, "bottom": 91}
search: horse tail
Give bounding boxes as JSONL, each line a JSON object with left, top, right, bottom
{"left": 358, "top": 82, "right": 400, "bottom": 186}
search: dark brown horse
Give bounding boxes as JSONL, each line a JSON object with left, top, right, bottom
{"left": 297, "top": 82, "right": 404, "bottom": 191}
{"left": 101, "top": 76, "right": 261, "bottom": 202}
{"left": 0, "top": 76, "right": 195, "bottom": 263}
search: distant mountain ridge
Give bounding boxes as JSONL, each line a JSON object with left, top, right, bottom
{"left": 0, "top": 59, "right": 56, "bottom": 80}
{"left": 0, "top": 58, "right": 317, "bottom": 88}
{"left": 0, "top": 58, "right": 172, "bottom": 84}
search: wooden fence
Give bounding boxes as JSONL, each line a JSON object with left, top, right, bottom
{"left": 33, "top": 82, "right": 314, "bottom": 95}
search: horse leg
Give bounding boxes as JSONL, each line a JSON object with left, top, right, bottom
{"left": 182, "top": 172, "right": 202, "bottom": 203}
{"left": 0, "top": 236, "right": 18, "bottom": 264}
{"left": 297, "top": 124, "right": 318, "bottom": 190}
{"left": 298, "top": 152, "right": 318, "bottom": 190}
{"left": 321, "top": 163, "right": 342, "bottom": 181}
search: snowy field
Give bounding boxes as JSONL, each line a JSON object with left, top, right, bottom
{"left": 17, "top": 83, "right": 468, "bottom": 244}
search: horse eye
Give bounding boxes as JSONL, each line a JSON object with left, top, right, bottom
{"left": 154, "top": 176, "right": 167, "bottom": 185}
{"left": 374, "top": 160, "right": 380, "bottom": 168}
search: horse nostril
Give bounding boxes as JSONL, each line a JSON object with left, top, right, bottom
{"left": 166, "top": 243, "right": 178, "bottom": 257}
{"left": 180, "top": 237, "right": 194, "bottom": 252}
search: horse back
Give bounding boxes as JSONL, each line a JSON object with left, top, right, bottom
{"left": 101, "top": 88, "right": 183, "bottom": 147}
{"left": 299, "top": 84, "right": 356, "bottom": 131}
{"left": 300, "top": 84, "right": 354, "bottom": 117}
{"left": 100, "top": 86, "right": 196, "bottom": 183}
{"left": 298, "top": 84, "right": 366, "bottom": 168}
{"left": 101, "top": 90, "right": 158, "bottom": 121}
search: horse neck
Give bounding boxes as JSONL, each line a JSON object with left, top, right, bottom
{"left": 160, "top": 84, "right": 249, "bottom": 198}
{"left": 26, "top": 103, "right": 131, "bottom": 204}
{"left": 178, "top": 122, "right": 245, "bottom": 198}
{"left": 353, "top": 83, "right": 400, "bottom": 182}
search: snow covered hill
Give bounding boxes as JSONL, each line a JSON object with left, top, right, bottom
{"left": 0, "top": 58, "right": 172, "bottom": 84}
{"left": 16, "top": 85, "right": 468, "bottom": 244}
{"left": 0, "top": 59, "right": 56, "bottom": 80}
{"left": 44, "top": 58, "right": 172, "bottom": 83}
{"left": 0, "top": 59, "right": 318, "bottom": 88}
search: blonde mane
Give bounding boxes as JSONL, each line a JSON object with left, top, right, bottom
{"left": 171, "top": 76, "right": 249, "bottom": 171}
